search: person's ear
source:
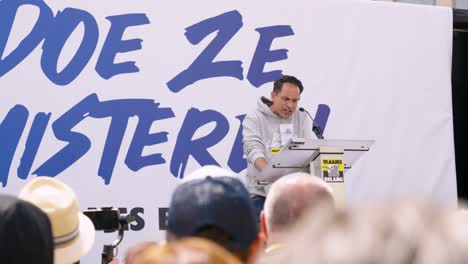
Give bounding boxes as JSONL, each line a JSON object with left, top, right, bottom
{"left": 247, "top": 232, "right": 266, "bottom": 264}
{"left": 260, "top": 210, "right": 268, "bottom": 242}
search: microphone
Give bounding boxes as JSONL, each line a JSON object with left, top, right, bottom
{"left": 261, "top": 96, "right": 273, "bottom": 107}
{"left": 299, "top": 107, "right": 324, "bottom": 139}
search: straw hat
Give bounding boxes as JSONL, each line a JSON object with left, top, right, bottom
{"left": 19, "top": 177, "right": 95, "bottom": 264}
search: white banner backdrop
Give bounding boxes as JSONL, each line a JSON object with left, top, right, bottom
{"left": 0, "top": 0, "right": 455, "bottom": 262}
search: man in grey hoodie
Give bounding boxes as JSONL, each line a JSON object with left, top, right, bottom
{"left": 242, "top": 75, "right": 315, "bottom": 219}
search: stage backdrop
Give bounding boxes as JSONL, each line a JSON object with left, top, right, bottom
{"left": 0, "top": 0, "right": 456, "bottom": 261}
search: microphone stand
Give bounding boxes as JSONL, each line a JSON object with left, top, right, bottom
{"left": 101, "top": 214, "right": 135, "bottom": 264}
{"left": 299, "top": 107, "right": 324, "bottom": 139}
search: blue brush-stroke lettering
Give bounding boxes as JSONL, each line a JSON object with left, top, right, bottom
{"left": 90, "top": 98, "right": 173, "bottom": 184}
{"left": 32, "top": 94, "right": 175, "bottom": 184}
{"left": 170, "top": 108, "right": 229, "bottom": 178}
{"left": 33, "top": 94, "right": 96, "bottom": 176}
{"left": 314, "top": 104, "right": 330, "bottom": 136}
{"left": 18, "top": 112, "right": 51, "bottom": 179}
{"left": 227, "top": 114, "right": 247, "bottom": 173}
{"left": 91, "top": 99, "right": 138, "bottom": 184}
{"left": 41, "top": 8, "right": 99, "bottom": 85}
{"left": 96, "top": 14, "right": 150, "bottom": 80}
{"left": 0, "top": 0, "right": 53, "bottom": 77}
{"left": 247, "top": 25, "right": 294, "bottom": 88}
{"left": 167, "top": 10, "right": 244, "bottom": 93}
{"left": 125, "top": 103, "right": 174, "bottom": 173}
{"left": 0, "top": 105, "right": 29, "bottom": 187}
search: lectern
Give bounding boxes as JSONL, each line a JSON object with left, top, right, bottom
{"left": 256, "top": 138, "right": 374, "bottom": 204}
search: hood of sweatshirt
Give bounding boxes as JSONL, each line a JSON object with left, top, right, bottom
{"left": 257, "top": 96, "right": 293, "bottom": 121}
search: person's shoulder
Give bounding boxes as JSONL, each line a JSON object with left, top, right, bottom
{"left": 245, "top": 108, "right": 263, "bottom": 121}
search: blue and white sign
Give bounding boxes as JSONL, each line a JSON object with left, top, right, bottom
{"left": 0, "top": 0, "right": 456, "bottom": 261}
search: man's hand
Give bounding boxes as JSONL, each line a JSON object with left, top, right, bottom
{"left": 254, "top": 157, "right": 267, "bottom": 171}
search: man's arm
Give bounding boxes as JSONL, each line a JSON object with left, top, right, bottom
{"left": 254, "top": 157, "right": 267, "bottom": 171}
{"left": 242, "top": 113, "right": 267, "bottom": 171}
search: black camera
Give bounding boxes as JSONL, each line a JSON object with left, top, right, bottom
{"left": 83, "top": 208, "right": 136, "bottom": 264}
{"left": 83, "top": 208, "right": 121, "bottom": 232}
{"left": 84, "top": 207, "right": 136, "bottom": 232}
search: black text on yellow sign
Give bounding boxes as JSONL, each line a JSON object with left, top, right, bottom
{"left": 321, "top": 158, "right": 344, "bottom": 182}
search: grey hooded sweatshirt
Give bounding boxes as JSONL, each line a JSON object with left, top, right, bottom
{"left": 242, "top": 97, "right": 314, "bottom": 197}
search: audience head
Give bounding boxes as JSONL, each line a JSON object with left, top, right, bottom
{"left": 270, "top": 203, "right": 468, "bottom": 264}
{"left": 262, "top": 172, "right": 334, "bottom": 241}
{"left": 136, "top": 237, "right": 242, "bottom": 264}
{"left": 182, "top": 165, "right": 244, "bottom": 185}
{"left": 125, "top": 241, "right": 158, "bottom": 264}
{"left": 167, "top": 176, "right": 261, "bottom": 263}
{"left": 19, "top": 177, "right": 95, "bottom": 264}
{"left": 0, "top": 194, "right": 54, "bottom": 264}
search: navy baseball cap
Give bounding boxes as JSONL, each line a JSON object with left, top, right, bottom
{"left": 167, "top": 176, "right": 258, "bottom": 252}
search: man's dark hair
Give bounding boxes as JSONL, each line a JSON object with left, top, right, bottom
{"left": 194, "top": 225, "right": 250, "bottom": 262}
{"left": 273, "top": 75, "right": 304, "bottom": 95}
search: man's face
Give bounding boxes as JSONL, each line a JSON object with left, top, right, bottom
{"left": 270, "top": 82, "right": 301, "bottom": 118}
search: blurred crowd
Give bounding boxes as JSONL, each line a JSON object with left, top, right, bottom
{"left": 1, "top": 165, "right": 467, "bottom": 264}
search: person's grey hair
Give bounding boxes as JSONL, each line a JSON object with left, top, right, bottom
{"left": 264, "top": 172, "right": 334, "bottom": 235}
{"left": 269, "top": 203, "right": 468, "bottom": 264}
